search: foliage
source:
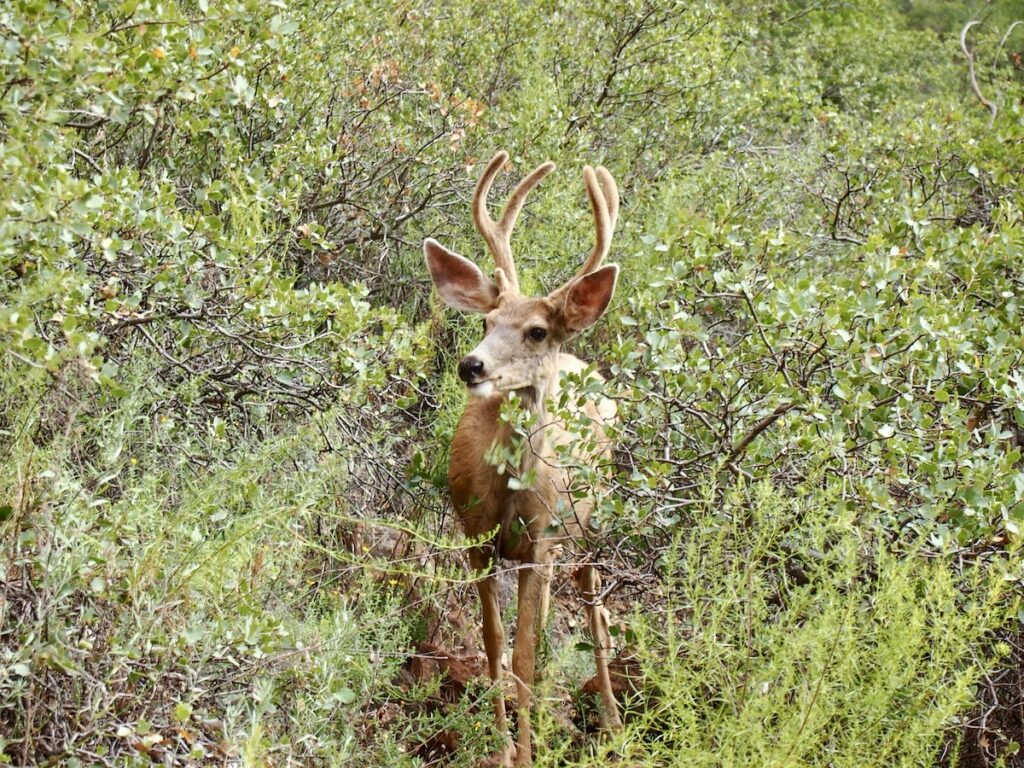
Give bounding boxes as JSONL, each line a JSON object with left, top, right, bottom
{"left": 1, "top": 0, "right": 1023, "bottom": 765}
{"left": 606, "top": 107, "right": 1024, "bottom": 546}
{"left": 538, "top": 484, "right": 1015, "bottom": 768}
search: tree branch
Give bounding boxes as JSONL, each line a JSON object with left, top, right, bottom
{"left": 961, "top": 20, "right": 997, "bottom": 126}
{"left": 726, "top": 401, "right": 800, "bottom": 465}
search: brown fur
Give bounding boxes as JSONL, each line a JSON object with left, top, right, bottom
{"left": 426, "top": 152, "right": 622, "bottom": 767}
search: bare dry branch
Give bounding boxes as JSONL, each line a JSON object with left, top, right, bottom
{"left": 961, "top": 20, "right": 997, "bottom": 126}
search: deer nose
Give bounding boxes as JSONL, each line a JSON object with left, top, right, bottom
{"left": 458, "top": 356, "right": 485, "bottom": 384}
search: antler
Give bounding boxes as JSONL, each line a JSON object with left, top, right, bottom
{"left": 472, "top": 151, "right": 555, "bottom": 296}
{"left": 574, "top": 165, "right": 619, "bottom": 278}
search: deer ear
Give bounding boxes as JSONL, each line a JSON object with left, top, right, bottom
{"left": 560, "top": 264, "right": 619, "bottom": 332}
{"left": 424, "top": 238, "right": 500, "bottom": 313}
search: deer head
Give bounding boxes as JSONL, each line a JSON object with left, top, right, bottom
{"left": 425, "top": 151, "right": 620, "bottom": 400}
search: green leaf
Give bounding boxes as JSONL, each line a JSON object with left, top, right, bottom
{"left": 172, "top": 702, "right": 192, "bottom": 723}
{"left": 333, "top": 688, "right": 356, "bottom": 705}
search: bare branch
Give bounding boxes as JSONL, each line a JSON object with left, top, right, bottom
{"left": 726, "top": 401, "right": 800, "bottom": 465}
{"left": 961, "top": 20, "right": 997, "bottom": 126}
{"left": 997, "top": 20, "right": 1023, "bottom": 53}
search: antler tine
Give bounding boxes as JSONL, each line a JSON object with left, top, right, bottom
{"left": 596, "top": 166, "right": 619, "bottom": 233}
{"left": 498, "top": 160, "right": 556, "bottom": 236}
{"left": 472, "top": 151, "right": 554, "bottom": 295}
{"left": 472, "top": 152, "right": 511, "bottom": 281}
{"left": 575, "top": 164, "right": 619, "bottom": 277}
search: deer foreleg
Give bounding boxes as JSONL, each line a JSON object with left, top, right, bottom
{"left": 470, "top": 550, "right": 516, "bottom": 766}
{"left": 576, "top": 565, "right": 622, "bottom": 731}
{"left": 511, "top": 556, "right": 552, "bottom": 767}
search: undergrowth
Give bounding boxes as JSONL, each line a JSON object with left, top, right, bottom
{"left": 2, "top": 0, "right": 1023, "bottom": 765}
{"left": 543, "top": 484, "right": 1015, "bottom": 767}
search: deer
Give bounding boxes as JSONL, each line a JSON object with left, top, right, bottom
{"left": 424, "top": 151, "right": 623, "bottom": 767}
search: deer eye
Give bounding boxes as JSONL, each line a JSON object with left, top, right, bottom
{"left": 528, "top": 326, "right": 547, "bottom": 342}
{"left": 482, "top": 318, "right": 488, "bottom": 336}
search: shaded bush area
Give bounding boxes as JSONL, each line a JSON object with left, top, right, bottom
{"left": 1, "top": 0, "right": 1023, "bottom": 765}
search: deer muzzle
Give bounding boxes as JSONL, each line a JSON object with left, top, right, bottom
{"left": 458, "top": 355, "right": 486, "bottom": 385}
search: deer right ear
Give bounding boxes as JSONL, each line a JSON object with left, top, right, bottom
{"left": 424, "top": 238, "right": 500, "bottom": 314}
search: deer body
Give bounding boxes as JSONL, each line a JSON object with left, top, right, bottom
{"left": 449, "top": 353, "right": 616, "bottom": 556}
{"left": 425, "top": 152, "right": 622, "bottom": 767}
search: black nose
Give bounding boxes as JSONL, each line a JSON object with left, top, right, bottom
{"left": 458, "top": 356, "right": 485, "bottom": 384}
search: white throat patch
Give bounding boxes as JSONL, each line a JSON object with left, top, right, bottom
{"left": 467, "top": 381, "right": 495, "bottom": 398}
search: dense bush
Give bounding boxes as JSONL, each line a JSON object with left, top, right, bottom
{"left": 539, "top": 484, "right": 1013, "bottom": 767}
{"left": 1, "top": 0, "right": 1022, "bottom": 765}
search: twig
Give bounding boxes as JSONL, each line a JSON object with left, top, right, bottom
{"left": 960, "top": 20, "right": 997, "bottom": 126}
{"left": 726, "top": 401, "right": 800, "bottom": 465}
{"left": 72, "top": 147, "right": 103, "bottom": 175}
{"left": 5, "top": 348, "right": 47, "bottom": 369}
{"left": 996, "top": 20, "right": 1023, "bottom": 57}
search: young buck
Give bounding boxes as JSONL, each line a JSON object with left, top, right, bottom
{"left": 424, "top": 151, "right": 622, "bottom": 766}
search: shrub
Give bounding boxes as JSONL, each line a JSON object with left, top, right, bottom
{"left": 538, "top": 483, "right": 1015, "bottom": 767}
{"left": 2, "top": 0, "right": 1022, "bottom": 765}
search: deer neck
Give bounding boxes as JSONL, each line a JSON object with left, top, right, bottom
{"left": 513, "top": 355, "right": 563, "bottom": 469}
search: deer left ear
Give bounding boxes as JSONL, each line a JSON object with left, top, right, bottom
{"left": 560, "top": 264, "right": 619, "bottom": 332}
